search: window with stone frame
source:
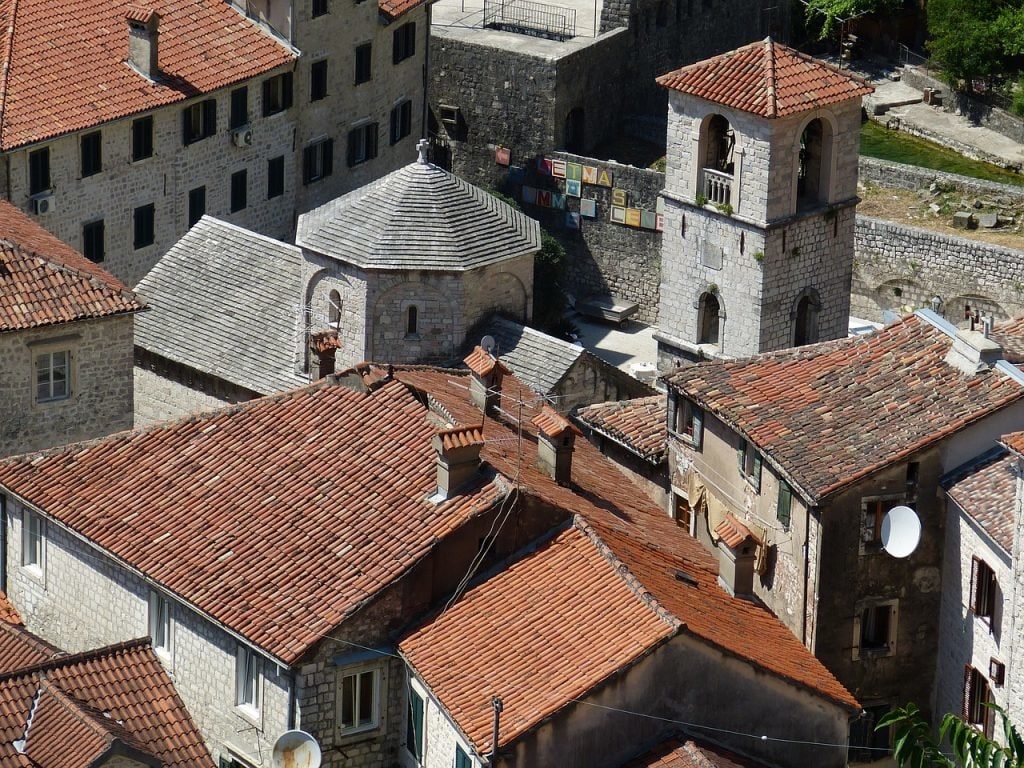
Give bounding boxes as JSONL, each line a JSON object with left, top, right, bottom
{"left": 860, "top": 496, "right": 904, "bottom": 554}
{"left": 82, "top": 219, "right": 105, "bottom": 263}
{"left": 347, "top": 124, "right": 378, "bottom": 167}
{"left": 229, "top": 86, "right": 249, "bottom": 130}
{"left": 262, "top": 72, "right": 293, "bottom": 116}
{"left": 132, "top": 117, "right": 153, "bottom": 162}
{"left": 80, "top": 131, "right": 102, "bottom": 177}
{"left": 777, "top": 480, "right": 792, "bottom": 530}
{"left": 235, "top": 645, "right": 261, "bottom": 716}
{"left": 149, "top": 591, "right": 172, "bottom": 660}
{"left": 310, "top": 60, "right": 328, "bottom": 102}
{"left": 964, "top": 666, "right": 995, "bottom": 738}
{"left": 337, "top": 665, "right": 382, "bottom": 737}
{"left": 21, "top": 508, "right": 44, "bottom": 573}
{"left": 354, "top": 43, "right": 372, "bottom": 84}
{"left": 35, "top": 350, "right": 70, "bottom": 403}
{"left": 267, "top": 156, "right": 285, "bottom": 199}
{"left": 312, "top": 0, "right": 328, "bottom": 15}
{"left": 970, "top": 557, "right": 997, "bottom": 624}
{"left": 133, "top": 203, "right": 155, "bottom": 249}
{"left": 303, "top": 138, "right": 334, "bottom": 184}
{"left": 182, "top": 99, "right": 216, "bottom": 145}
{"left": 737, "top": 439, "right": 762, "bottom": 492}
{"left": 392, "top": 22, "right": 415, "bottom": 64}
{"left": 669, "top": 394, "right": 703, "bottom": 449}
{"left": 853, "top": 600, "right": 898, "bottom": 659}
{"left": 29, "top": 147, "right": 50, "bottom": 195}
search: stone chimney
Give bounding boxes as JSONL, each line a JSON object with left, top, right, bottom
{"left": 126, "top": 7, "right": 160, "bottom": 80}
{"left": 309, "top": 331, "right": 340, "bottom": 380}
{"left": 532, "top": 405, "right": 580, "bottom": 486}
{"left": 944, "top": 328, "right": 1002, "bottom": 375}
{"left": 464, "top": 346, "right": 511, "bottom": 414}
{"left": 714, "top": 514, "right": 758, "bottom": 598}
{"left": 432, "top": 425, "right": 484, "bottom": 500}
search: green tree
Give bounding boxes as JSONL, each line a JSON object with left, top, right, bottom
{"left": 880, "top": 702, "right": 1024, "bottom": 768}
{"left": 803, "top": 0, "right": 898, "bottom": 40}
{"left": 926, "top": 0, "right": 1024, "bottom": 88}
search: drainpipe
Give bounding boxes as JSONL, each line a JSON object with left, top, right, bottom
{"left": 287, "top": 669, "right": 297, "bottom": 730}
{"left": 802, "top": 504, "right": 812, "bottom": 648}
{"left": 486, "top": 696, "right": 503, "bottom": 767}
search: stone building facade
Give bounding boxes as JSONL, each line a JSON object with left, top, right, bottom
{"left": 0, "top": 0, "right": 431, "bottom": 287}
{"left": 654, "top": 40, "right": 871, "bottom": 367}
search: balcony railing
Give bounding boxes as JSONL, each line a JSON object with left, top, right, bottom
{"left": 701, "top": 168, "right": 732, "bottom": 207}
{"left": 483, "top": 0, "right": 576, "bottom": 40}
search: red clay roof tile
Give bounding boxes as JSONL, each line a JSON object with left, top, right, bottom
{"left": 378, "top": 0, "right": 430, "bottom": 22}
{"left": 0, "top": 200, "right": 143, "bottom": 332}
{"left": 665, "top": 314, "right": 1024, "bottom": 502}
{"left": 656, "top": 38, "right": 873, "bottom": 118}
{"left": 945, "top": 448, "right": 1016, "bottom": 552}
{"left": 531, "top": 404, "right": 579, "bottom": 438}
{"left": 0, "top": 0, "right": 295, "bottom": 150}
{"left": 464, "top": 346, "right": 511, "bottom": 378}
{"left": 575, "top": 395, "right": 667, "bottom": 463}
{"left": 623, "top": 737, "right": 771, "bottom": 768}
{"left": 714, "top": 513, "right": 755, "bottom": 549}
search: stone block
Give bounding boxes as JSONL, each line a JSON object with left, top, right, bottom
{"left": 952, "top": 211, "right": 975, "bottom": 229}
{"left": 979, "top": 213, "right": 999, "bottom": 228}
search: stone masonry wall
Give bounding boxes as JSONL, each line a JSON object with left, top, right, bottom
{"left": 4, "top": 495, "right": 292, "bottom": 766}
{"left": 0, "top": 315, "right": 134, "bottom": 458}
{"left": 1009, "top": 460, "right": 1024, "bottom": 729}
{"left": 852, "top": 216, "right": 1024, "bottom": 323}
{"left": 133, "top": 365, "right": 238, "bottom": 427}
{"left": 859, "top": 156, "right": 1024, "bottom": 204}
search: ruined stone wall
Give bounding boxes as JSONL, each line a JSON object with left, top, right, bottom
{"left": 852, "top": 216, "right": 1024, "bottom": 323}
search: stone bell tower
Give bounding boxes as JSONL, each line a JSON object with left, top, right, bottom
{"left": 652, "top": 38, "right": 873, "bottom": 370}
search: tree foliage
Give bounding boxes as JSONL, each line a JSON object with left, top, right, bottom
{"left": 880, "top": 702, "right": 1024, "bottom": 768}
{"left": 926, "top": 0, "right": 1024, "bottom": 88}
{"left": 802, "top": 0, "right": 899, "bottom": 40}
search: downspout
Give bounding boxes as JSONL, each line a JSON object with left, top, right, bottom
{"left": 287, "top": 669, "right": 297, "bottom": 730}
{"left": 486, "top": 696, "right": 503, "bottom": 767}
{"left": 802, "top": 503, "right": 812, "bottom": 647}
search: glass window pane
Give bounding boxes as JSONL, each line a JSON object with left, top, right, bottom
{"left": 341, "top": 674, "right": 354, "bottom": 728}
{"left": 358, "top": 671, "right": 374, "bottom": 724}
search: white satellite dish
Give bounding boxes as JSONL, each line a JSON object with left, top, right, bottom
{"left": 881, "top": 505, "right": 921, "bottom": 558}
{"left": 480, "top": 335, "right": 497, "bottom": 355}
{"left": 271, "top": 730, "right": 322, "bottom": 768}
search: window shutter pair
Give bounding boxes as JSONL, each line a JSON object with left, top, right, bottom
{"left": 690, "top": 407, "right": 703, "bottom": 449}
{"left": 970, "top": 557, "right": 980, "bottom": 614}
{"left": 282, "top": 72, "right": 294, "bottom": 110}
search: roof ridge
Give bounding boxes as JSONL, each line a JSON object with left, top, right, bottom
{"left": 572, "top": 515, "right": 682, "bottom": 631}
{"left": 764, "top": 37, "right": 778, "bottom": 118}
{"left": 0, "top": 0, "right": 20, "bottom": 149}
{"left": 0, "top": 637, "right": 152, "bottom": 683}
{"left": 2, "top": 238, "right": 140, "bottom": 305}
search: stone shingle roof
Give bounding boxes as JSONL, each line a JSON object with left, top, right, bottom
{"left": 944, "top": 446, "right": 1016, "bottom": 553}
{"left": 134, "top": 216, "right": 307, "bottom": 395}
{"left": 575, "top": 395, "right": 667, "bottom": 463}
{"left": 0, "top": 378, "right": 504, "bottom": 664}
{"left": 0, "top": 0, "right": 295, "bottom": 150}
{"left": 0, "top": 200, "right": 144, "bottom": 333}
{"left": 296, "top": 156, "right": 541, "bottom": 271}
{"left": 656, "top": 37, "right": 873, "bottom": 118}
{"left": 665, "top": 313, "right": 1024, "bottom": 503}
{"left": 394, "top": 367, "right": 858, "bottom": 752}
{"left": 476, "top": 316, "right": 584, "bottom": 394}
{"left": 0, "top": 636, "right": 212, "bottom": 767}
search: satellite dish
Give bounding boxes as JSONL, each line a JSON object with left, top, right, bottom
{"left": 480, "top": 335, "right": 497, "bottom": 356}
{"left": 881, "top": 505, "right": 921, "bottom": 558}
{"left": 271, "top": 730, "right": 322, "bottom": 768}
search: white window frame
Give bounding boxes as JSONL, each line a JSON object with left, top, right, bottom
{"left": 737, "top": 439, "right": 762, "bottom": 492}
{"left": 337, "top": 663, "right": 383, "bottom": 737}
{"left": 149, "top": 591, "right": 173, "bottom": 660}
{"left": 235, "top": 645, "right": 261, "bottom": 717}
{"left": 34, "top": 349, "right": 70, "bottom": 403}
{"left": 21, "top": 508, "right": 44, "bottom": 575}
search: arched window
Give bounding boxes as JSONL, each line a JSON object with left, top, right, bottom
{"left": 697, "top": 292, "right": 720, "bottom": 345}
{"left": 793, "top": 291, "right": 821, "bottom": 346}
{"left": 700, "top": 115, "right": 734, "bottom": 206}
{"left": 797, "top": 118, "right": 833, "bottom": 209}
{"left": 406, "top": 305, "right": 418, "bottom": 336}
{"left": 328, "top": 290, "right": 342, "bottom": 328}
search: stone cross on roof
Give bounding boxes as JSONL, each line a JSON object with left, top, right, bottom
{"left": 417, "top": 138, "right": 430, "bottom": 164}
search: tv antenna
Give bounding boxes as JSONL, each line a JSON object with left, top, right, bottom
{"left": 880, "top": 505, "right": 921, "bottom": 558}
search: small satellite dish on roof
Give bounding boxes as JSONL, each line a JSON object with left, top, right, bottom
{"left": 480, "top": 335, "right": 497, "bottom": 356}
{"left": 271, "top": 730, "right": 322, "bottom": 768}
{"left": 881, "top": 505, "right": 921, "bottom": 558}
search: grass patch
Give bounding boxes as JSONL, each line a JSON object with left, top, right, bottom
{"left": 860, "top": 121, "right": 1024, "bottom": 187}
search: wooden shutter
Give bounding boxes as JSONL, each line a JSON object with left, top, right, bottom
{"left": 182, "top": 107, "right": 190, "bottom": 144}
{"left": 203, "top": 99, "right": 216, "bottom": 138}
{"left": 347, "top": 130, "right": 356, "bottom": 167}
{"left": 691, "top": 408, "right": 703, "bottom": 449}
{"left": 970, "top": 556, "right": 980, "bottom": 613}
{"left": 369, "top": 123, "right": 378, "bottom": 159}
{"left": 282, "top": 72, "right": 294, "bottom": 110}
{"left": 302, "top": 146, "right": 314, "bottom": 185}
{"left": 390, "top": 107, "right": 398, "bottom": 144}
{"left": 963, "top": 664, "right": 973, "bottom": 720}
{"left": 737, "top": 440, "right": 746, "bottom": 473}
{"left": 753, "top": 453, "right": 762, "bottom": 492}
{"left": 393, "top": 27, "right": 401, "bottom": 64}
{"left": 262, "top": 79, "right": 272, "bottom": 116}
{"left": 323, "top": 139, "right": 334, "bottom": 177}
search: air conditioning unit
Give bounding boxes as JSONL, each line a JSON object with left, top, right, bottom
{"left": 231, "top": 126, "right": 253, "bottom": 148}
{"left": 31, "top": 192, "right": 55, "bottom": 215}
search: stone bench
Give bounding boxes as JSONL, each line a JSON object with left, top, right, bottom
{"left": 578, "top": 296, "right": 640, "bottom": 327}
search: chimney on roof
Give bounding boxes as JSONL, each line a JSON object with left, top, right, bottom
{"left": 464, "top": 346, "right": 510, "bottom": 415}
{"left": 309, "top": 331, "right": 341, "bottom": 380}
{"left": 944, "top": 328, "right": 1002, "bottom": 375}
{"left": 714, "top": 514, "right": 758, "bottom": 598}
{"left": 126, "top": 7, "right": 160, "bottom": 80}
{"left": 432, "top": 426, "right": 484, "bottom": 500}
{"left": 532, "top": 406, "right": 580, "bottom": 486}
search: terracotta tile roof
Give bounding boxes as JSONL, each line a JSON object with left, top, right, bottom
{"left": 392, "top": 367, "right": 859, "bottom": 740}
{"left": 0, "top": 622, "right": 60, "bottom": 672}
{"left": 0, "top": 200, "right": 143, "bottom": 332}
{"left": 944, "top": 447, "right": 1016, "bottom": 553}
{"left": 437, "top": 425, "right": 485, "bottom": 449}
{"left": 0, "top": 379, "right": 504, "bottom": 664}
{"left": 0, "top": 0, "right": 295, "bottom": 150}
{"left": 463, "top": 346, "right": 512, "bottom": 378}
{"left": 990, "top": 316, "right": 1024, "bottom": 363}
{"left": 400, "top": 522, "right": 678, "bottom": 752}
{"left": 656, "top": 37, "right": 873, "bottom": 118}
{"left": 623, "top": 737, "right": 770, "bottom": 768}
{"left": 1003, "top": 431, "right": 1024, "bottom": 456}
{"left": 378, "top": 0, "right": 430, "bottom": 23}
{"left": 714, "top": 513, "right": 756, "bottom": 549}
{"left": 0, "top": 638, "right": 212, "bottom": 767}
{"left": 575, "top": 395, "right": 667, "bottom": 463}
{"left": 665, "top": 314, "right": 1024, "bottom": 502}
{"left": 0, "top": 594, "right": 22, "bottom": 627}
{"left": 532, "top": 404, "right": 579, "bottom": 438}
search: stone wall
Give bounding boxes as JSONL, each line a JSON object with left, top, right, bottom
{"left": 133, "top": 363, "right": 245, "bottom": 428}
{"left": 859, "top": 157, "right": 1024, "bottom": 204}
{"left": 852, "top": 216, "right": 1024, "bottom": 323}
{"left": 4, "top": 495, "right": 292, "bottom": 766}
{"left": 0, "top": 315, "right": 135, "bottom": 458}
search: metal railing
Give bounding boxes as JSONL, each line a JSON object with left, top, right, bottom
{"left": 483, "top": 0, "right": 576, "bottom": 40}
{"left": 701, "top": 168, "right": 732, "bottom": 206}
